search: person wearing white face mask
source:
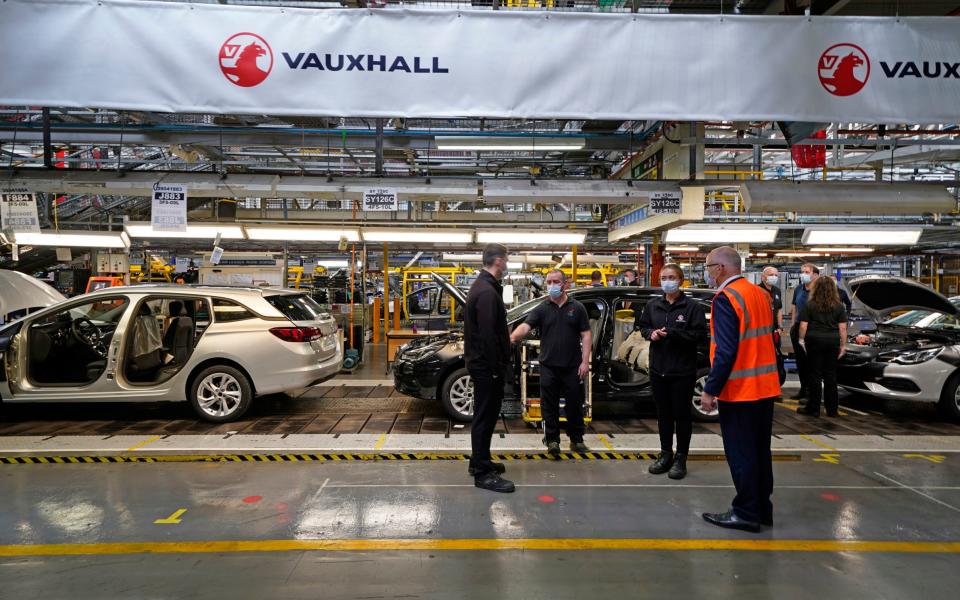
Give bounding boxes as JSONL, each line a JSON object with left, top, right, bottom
{"left": 790, "top": 263, "right": 820, "bottom": 401}
{"left": 511, "top": 269, "right": 593, "bottom": 455}
{"left": 636, "top": 264, "right": 708, "bottom": 479}
{"left": 759, "top": 266, "right": 783, "bottom": 335}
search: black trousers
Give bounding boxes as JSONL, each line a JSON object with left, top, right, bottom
{"left": 806, "top": 335, "right": 840, "bottom": 414}
{"left": 718, "top": 398, "right": 775, "bottom": 524}
{"left": 650, "top": 373, "right": 695, "bottom": 455}
{"left": 540, "top": 364, "right": 585, "bottom": 444}
{"left": 469, "top": 369, "right": 504, "bottom": 477}
{"left": 790, "top": 324, "right": 808, "bottom": 392}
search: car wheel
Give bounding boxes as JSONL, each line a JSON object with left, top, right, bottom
{"left": 938, "top": 372, "right": 960, "bottom": 422}
{"left": 441, "top": 367, "right": 474, "bottom": 423}
{"left": 691, "top": 368, "right": 719, "bottom": 423}
{"left": 189, "top": 365, "right": 253, "bottom": 423}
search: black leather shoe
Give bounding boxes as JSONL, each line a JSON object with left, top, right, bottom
{"left": 648, "top": 452, "right": 674, "bottom": 475}
{"left": 474, "top": 473, "right": 515, "bottom": 493}
{"left": 468, "top": 462, "right": 506, "bottom": 477}
{"left": 702, "top": 510, "right": 762, "bottom": 533}
{"left": 797, "top": 406, "right": 820, "bottom": 417}
{"left": 790, "top": 390, "right": 807, "bottom": 400}
{"left": 668, "top": 453, "right": 687, "bottom": 480}
{"left": 761, "top": 516, "right": 773, "bottom": 527}
{"left": 570, "top": 441, "right": 590, "bottom": 453}
{"left": 546, "top": 441, "right": 561, "bottom": 456}
{"left": 826, "top": 410, "right": 839, "bottom": 417}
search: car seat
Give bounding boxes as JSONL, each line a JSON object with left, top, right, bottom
{"left": 157, "top": 302, "right": 195, "bottom": 380}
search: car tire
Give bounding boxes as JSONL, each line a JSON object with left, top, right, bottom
{"left": 938, "top": 372, "right": 960, "bottom": 422}
{"left": 189, "top": 365, "right": 253, "bottom": 423}
{"left": 691, "top": 367, "right": 720, "bottom": 423}
{"left": 441, "top": 367, "right": 474, "bottom": 423}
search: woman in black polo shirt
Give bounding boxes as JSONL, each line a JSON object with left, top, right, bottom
{"left": 797, "top": 276, "right": 848, "bottom": 417}
{"left": 636, "top": 264, "right": 708, "bottom": 479}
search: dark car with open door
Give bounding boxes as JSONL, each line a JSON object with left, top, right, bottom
{"left": 392, "top": 274, "right": 718, "bottom": 423}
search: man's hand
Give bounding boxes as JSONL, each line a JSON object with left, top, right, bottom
{"left": 650, "top": 327, "right": 668, "bottom": 341}
{"left": 700, "top": 392, "right": 717, "bottom": 413}
{"left": 838, "top": 346, "right": 846, "bottom": 359}
{"left": 578, "top": 360, "right": 590, "bottom": 380}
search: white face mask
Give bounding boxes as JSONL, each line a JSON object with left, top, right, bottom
{"left": 800, "top": 273, "right": 813, "bottom": 285}
{"left": 765, "top": 275, "right": 779, "bottom": 286}
{"left": 547, "top": 283, "right": 563, "bottom": 299}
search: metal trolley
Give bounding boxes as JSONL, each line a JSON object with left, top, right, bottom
{"left": 520, "top": 340, "right": 592, "bottom": 424}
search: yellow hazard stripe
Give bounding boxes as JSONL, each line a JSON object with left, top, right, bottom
{"left": 0, "top": 453, "right": 801, "bottom": 464}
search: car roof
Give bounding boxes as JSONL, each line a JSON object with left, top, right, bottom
{"left": 82, "top": 284, "right": 305, "bottom": 299}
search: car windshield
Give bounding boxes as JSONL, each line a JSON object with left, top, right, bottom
{"left": 883, "top": 300, "right": 960, "bottom": 331}
{"left": 506, "top": 295, "right": 547, "bottom": 322}
{"left": 266, "top": 294, "right": 329, "bottom": 322}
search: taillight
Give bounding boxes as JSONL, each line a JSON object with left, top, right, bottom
{"left": 270, "top": 326, "right": 322, "bottom": 343}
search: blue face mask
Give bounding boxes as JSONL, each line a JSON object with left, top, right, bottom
{"left": 661, "top": 280, "right": 680, "bottom": 294}
{"left": 547, "top": 284, "right": 563, "bottom": 299}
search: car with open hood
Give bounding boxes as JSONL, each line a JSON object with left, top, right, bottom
{"left": 0, "top": 270, "right": 65, "bottom": 323}
{"left": 0, "top": 284, "right": 342, "bottom": 422}
{"left": 392, "top": 274, "right": 719, "bottom": 423}
{"left": 838, "top": 275, "right": 960, "bottom": 420}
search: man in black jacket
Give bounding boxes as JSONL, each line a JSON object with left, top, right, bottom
{"left": 464, "top": 243, "right": 514, "bottom": 493}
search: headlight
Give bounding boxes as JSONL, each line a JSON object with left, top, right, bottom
{"left": 893, "top": 347, "right": 944, "bottom": 365}
{"left": 407, "top": 342, "right": 446, "bottom": 361}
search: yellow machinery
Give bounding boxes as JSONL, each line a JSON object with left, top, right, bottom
{"left": 394, "top": 266, "right": 470, "bottom": 322}
{"left": 538, "top": 265, "right": 619, "bottom": 288}
{"left": 287, "top": 266, "right": 305, "bottom": 289}
{"left": 130, "top": 260, "right": 174, "bottom": 283}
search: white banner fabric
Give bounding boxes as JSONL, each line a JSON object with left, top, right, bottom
{"left": 1, "top": 1, "right": 959, "bottom": 122}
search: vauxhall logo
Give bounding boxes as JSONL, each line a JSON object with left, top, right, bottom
{"left": 818, "top": 42, "right": 959, "bottom": 97}
{"left": 219, "top": 32, "right": 447, "bottom": 88}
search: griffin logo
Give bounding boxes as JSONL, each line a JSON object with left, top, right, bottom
{"left": 220, "top": 33, "right": 273, "bottom": 87}
{"left": 818, "top": 43, "right": 870, "bottom": 97}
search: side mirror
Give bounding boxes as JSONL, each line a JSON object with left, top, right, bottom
{"left": 0, "top": 322, "right": 24, "bottom": 353}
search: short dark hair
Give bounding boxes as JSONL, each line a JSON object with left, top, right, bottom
{"left": 545, "top": 269, "right": 566, "bottom": 281}
{"left": 482, "top": 243, "right": 508, "bottom": 267}
{"left": 660, "top": 263, "right": 685, "bottom": 280}
{"left": 622, "top": 269, "right": 637, "bottom": 279}
{"left": 801, "top": 262, "right": 820, "bottom": 274}
{"left": 590, "top": 270, "right": 602, "bottom": 281}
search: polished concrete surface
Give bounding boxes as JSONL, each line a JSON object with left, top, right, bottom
{"left": 0, "top": 454, "right": 958, "bottom": 598}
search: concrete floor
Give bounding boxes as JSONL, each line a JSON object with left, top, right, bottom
{"left": 0, "top": 454, "right": 958, "bottom": 599}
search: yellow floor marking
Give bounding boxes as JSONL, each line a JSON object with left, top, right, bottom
{"left": 125, "top": 435, "right": 163, "bottom": 453}
{"left": 903, "top": 454, "right": 947, "bottom": 464}
{"left": 0, "top": 538, "right": 959, "bottom": 557}
{"left": 596, "top": 434, "right": 615, "bottom": 452}
{"left": 153, "top": 509, "right": 187, "bottom": 525}
{"left": 374, "top": 434, "right": 387, "bottom": 451}
{"left": 814, "top": 453, "right": 842, "bottom": 464}
{"left": 800, "top": 435, "right": 839, "bottom": 453}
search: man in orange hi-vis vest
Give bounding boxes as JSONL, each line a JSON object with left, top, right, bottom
{"left": 700, "top": 246, "right": 781, "bottom": 533}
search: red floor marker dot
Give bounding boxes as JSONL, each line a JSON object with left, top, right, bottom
{"left": 538, "top": 495, "right": 556, "bottom": 503}
{"left": 820, "top": 492, "right": 841, "bottom": 502}
{"left": 242, "top": 495, "right": 263, "bottom": 504}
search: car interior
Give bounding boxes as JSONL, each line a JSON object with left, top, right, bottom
{"left": 26, "top": 298, "right": 128, "bottom": 386}
{"left": 124, "top": 297, "right": 209, "bottom": 384}
{"left": 609, "top": 299, "right": 650, "bottom": 387}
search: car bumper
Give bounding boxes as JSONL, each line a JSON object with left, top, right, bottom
{"left": 392, "top": 358, "right": 441, "bottom": 400}
{"left": 255, "top": 336, "right": 343, "bottom": 395}
{"left": 838, "top": 357, "right": 948, "bottom": 404}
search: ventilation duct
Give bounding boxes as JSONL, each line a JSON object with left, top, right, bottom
{"left": 740, "top": 181, "right": 955, "bottom": 215}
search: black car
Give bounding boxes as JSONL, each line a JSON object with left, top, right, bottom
{"left": 392, "top": 276, "right": 718, "bottom": 423}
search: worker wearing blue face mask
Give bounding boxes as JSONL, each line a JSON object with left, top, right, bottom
{"left": 511, "top": 269, "right": 593, "bottom": 455}
{"left": 636, "top": 264, "right": 708, "bottom": 479}
{"left": 790, "top": 263, "right": 819, "bottom": 400}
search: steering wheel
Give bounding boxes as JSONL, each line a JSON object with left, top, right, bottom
{"left": 71, "top": 317, "right": 107, "bottom": 358}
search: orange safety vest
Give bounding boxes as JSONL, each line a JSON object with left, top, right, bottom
{"left": 709, "top": 277, "right": 782, "bottom": 402}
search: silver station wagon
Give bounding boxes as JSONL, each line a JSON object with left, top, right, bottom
{"left": 0, "top": 285, "right": 342, "bottom": 422}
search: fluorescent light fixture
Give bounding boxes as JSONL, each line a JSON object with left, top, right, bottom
{"left": 316, "top": 259, "right": 349, "bottom": 268}
{"left": 775, "top": 252, "right": 822, "bottom": 257}
{"left": 435, "top": 136, "right": 585, "bottom": 152}
{"left": 476, "top": 229, "right": 586, "bottom": 245}
{"left": 246, "top": 226, "right": 360, "bottom": 242}
{"left": 664, "top": 225, "right": 779, "bottom": 244}
{"left": 809, "top": 247, "right": 874, "bottom": 253}
{"left": 361, "top": 228, "right": 473, "bottom": 244}
{"left": 751, "top": 252, "right": 769, "bottom": 258}
{"left": 665, "top": 245, "right": 699, "bottom": 252}
{"left": 801, "top": 227, "right": 922, "bottom": 246}
{"left": 442, "top": 253, "right": 483, "bottom": 262}
{"left": 125, "top": 223, "right": 245, "bottom": 240}
{"left": 8, "top": 230, "right": 130, "bottom": 249}
{"left": 507, "top": 262, "right": 524, "bottom": 270}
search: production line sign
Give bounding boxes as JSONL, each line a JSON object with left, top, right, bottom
{"left": 648, "top": 191, "right": 682, "bottom": 215}
{"left": 151, "top": 184, "right": 188, "bottom": 233}
{"left": 0, "top": 190, "right": 40, "bottom": 233}
{"left": 1, "top": 0, "right": 958, "bottom": 122}
{"left": 363, "top": 188, "right": 399, "bottom": 212}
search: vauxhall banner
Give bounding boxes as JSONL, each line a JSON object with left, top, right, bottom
{"left": 1, "top": 1, "right": 959, "bottom": 122}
